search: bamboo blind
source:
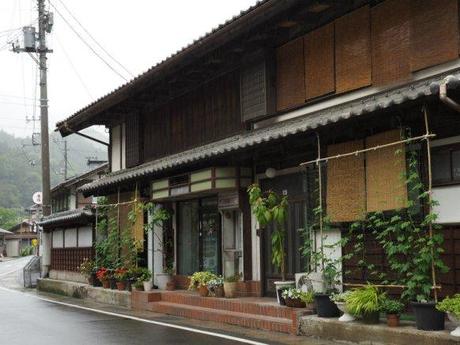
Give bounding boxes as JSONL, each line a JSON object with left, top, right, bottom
{"left": 371, "top": 0, "right": 411, "bottom": 86}
{"left": 366, "top": 130, "right": 408, "bottom": 212}
{"left": 410, "top": 0, "right": 459, "bottom": 72}
{"left": 276, "top": 37, "right": 305, "bottom": 111}
{"left": 304, "top": 22, "right": 335, "bottom": 100}
{"left": 326, "top": 140, "right": 366, "bottom": 222}
{"left": 335, "top": 5, "right": 372, "bottom": 93}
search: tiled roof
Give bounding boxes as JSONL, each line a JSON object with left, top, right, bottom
{"left": 78, "top": 67, "right": 460, "bottom": 195}
{"left": 38, "top": 209, "right": 94, "bottom": 227}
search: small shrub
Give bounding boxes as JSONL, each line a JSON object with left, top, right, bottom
{"left": 437, "top": 294, "right": 460, "bottom": 318}
{"left": 345, "top": 285, "right": 386, "bottom": 316}
{"left": 188, "top": 271, "right": 217, "bottom": 290}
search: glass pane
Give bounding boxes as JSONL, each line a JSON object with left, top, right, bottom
{"left": 453, "top": 150, "right": 460, "bottom": 180}
{"left": 432, "top": 150, "right": 451, "bottom": 183}
{"left": 201, "top": 200, "right": 220, "bottom": 274}
{"left": 177, "top": 201, "right": 199, "bottom": 275}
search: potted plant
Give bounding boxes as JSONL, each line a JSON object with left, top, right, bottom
{"left": 79, "top": 258, "right": 96, "bottom": 285}
{"left": 188, "top": 271, "right": 217, "bottom": 297}
{"left": 282, "top": 288, "right": 314, "bottom": 308}
{"left": 313, "top": 262, "right": 341, "bottom": 317}
{"left": 156, "top": 266, "right": 174, "bottom": 290}
{"left": 96, "top": 267, "right": 110, "bottom": 289}
{"left": 381, "top": 298, "right": 404, "bottom": 327}
{"left": 224, "top": 273, "right": 241, "bottom": 298}
{"left": 331, "top": 291, "right": 355, "bottom": 322}
{"left": 127, "top": 267, "right": 143, "bottom": 292}
{"left": 345, "top": 285, "right": 385, "bottom": 324}
{"left": 437, "top": 294, "right": 460, "bottom": 336}
{"left": 114, "top": 267, "right": 128, "bottom": 291}
{"left": 133, "top": 279, "right": 144, "bottom": 291}
{"left": 207, "top": 276, "right": 224, "bottom": 297}
{"left": 139, "top": 268, "right": 153, "bottom": 291}
{"left": 248, "top": 185, "right": 295, "bottom": 304}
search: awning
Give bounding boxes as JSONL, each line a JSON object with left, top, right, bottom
{"left": 78, "top": 66, "right": 460, "bottom": 195}
{"left": 38, "top": 209, "right": 95, "bottom": 229}
{"left": 0, "top": 228, "right": 12, "bottom": 235}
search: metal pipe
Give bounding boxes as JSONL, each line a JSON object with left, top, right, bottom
{"left": 439, "top": 75, "right": 460, "bottom": 113}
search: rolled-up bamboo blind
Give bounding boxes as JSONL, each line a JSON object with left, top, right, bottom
{"left": 304, "top": 23, "right": 335, "bottom": 100}
{"left": 335, "top": 5, "right": 372, "bottom": 93}
{"left": 410, "top": 0, "right": 459, "bottom": 72}
{"left": 366, "top": 130, "right": 408, "bottom": 212}
{"left": 276, "top": 37, "right": 305, "bottom": 111}
{"left": 326, "top": 140, "right": 366, "bottom": 222}
{"left": 371, "top": 0, "right": 411, "bottom": 86}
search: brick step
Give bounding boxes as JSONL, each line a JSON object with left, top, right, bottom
{"left": 159, "top": 292, "right": 295, "bottom": 319}
{"left": 148, "top": 301, "right": 293, "bottom": 334}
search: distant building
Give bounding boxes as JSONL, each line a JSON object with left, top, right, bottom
{"left": 5, "top": 220, "right": 37, "bottom": 257}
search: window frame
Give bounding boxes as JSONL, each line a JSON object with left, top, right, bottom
{"left": 432, "top": 143, "right": 460, "bottom": 187}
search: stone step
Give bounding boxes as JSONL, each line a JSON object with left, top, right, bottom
{"left": 148, "top": 301, "right": 293, "bottom": 334}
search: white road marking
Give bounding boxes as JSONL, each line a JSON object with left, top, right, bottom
{"left": 0, "top": 286, "right": 268, "bottom": 345}
{"left": 0, "top": 269, "right": 20, "bottom": 277}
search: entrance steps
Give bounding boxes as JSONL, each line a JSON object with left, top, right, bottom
{"left": 132, "top": 290, "right": 313, "bottom": 334}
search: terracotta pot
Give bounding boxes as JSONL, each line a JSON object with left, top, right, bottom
{"left": 198, "top": 285, "right": 209, "bottom": 297}
{"left": 166, "top": 280, "right": 176, "bottom": 291}
{"left": 214, "top": 286, "right": 224, "bottom": 298}
{"left": 224, "top": 282, "right": 237, "bottom": 298}
{"left": 116, "top": 281, "right": 126, "bottom": 291}
{"left": 101, "top": 279, "right": 110, "bottom": 289}
{"left": 285, "top": 297, "right": 306, "bottom": 308}
{"left": 387, "top": 314, "right": 400, "bottom": 327}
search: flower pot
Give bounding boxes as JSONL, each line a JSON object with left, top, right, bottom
{"left": 224, "top": 282, "right": 237, "bottom": 298}
{"left": 143, "top": 280, "right": 153, "bottom": 292}
{"left": 116, "top": 281, "right": 126, "bottom": 291}
{"left": 274, "top": 281, "right": 295, "bottom": 305}
{"left": 156, "top": 273, "right": 172, "bottom": 290}
{"left": 387, "top": 314, "right": 400, "bottom": 327}
{"left": 335, "top": 301, "right": 355, "bottom": 322}
{"left": 314, "top": 294, "right": 340, "bottom": 318}
{"left": 101, "top": 279, "right": 110, "bottom": 289}
{"left": 362, "top": 311, "right": 380, "bottom": 324}
{"left": 109, "top": 278, "right": 117, "bottom": 290}
{"left": 214, "top": 286, "right": 224, "bottom": 298}
{"left": 198, "top": 285, "right": 209, "bottom": 297}
{"left": 411, "top": 301, "right": 445, "bottom": 331}
{"left": 285, "top": 297, "right": 306, "bottom": 308}
{"left": 166, "top": 280, "right": 176, "bottom": 291}
{"left": 447, "top": 312, "right": 460, "bottom": 337}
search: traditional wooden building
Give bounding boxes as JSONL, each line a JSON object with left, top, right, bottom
{"left": 38, "top": 164, "right": 107, "bottom": 282}
{"left": 56, "top": 0, "right": 460, "bottom": 297}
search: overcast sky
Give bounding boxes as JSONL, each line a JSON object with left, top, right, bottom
{"left": 0, "top": 0, "right": 259, "bottom": 138}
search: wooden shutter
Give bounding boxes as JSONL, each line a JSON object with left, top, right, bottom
{"left": 410, "top": 0, "right": 459, "bottom": 72}
{"left": 304, "top": 23, "right": 335, "bottom": 100}
{"left": 276, "top": 37, "right": 305, "bottom": 111}
{"left": 335, "top": 6, "right": 372, "bottom": 93}
{"left": 326, "top": 140, "right": 366, "bottom": 222}
{"left": 241, "top": 59, "right": 268, "bottom": 122}
{"left": 366, "top": 130, "right": 408, "bottom": 212}
{"left": 371, "top": 0, "right": 411, "bottom": 86}
{"left": 125, "top": 113, "right": 140, "bottom": 168}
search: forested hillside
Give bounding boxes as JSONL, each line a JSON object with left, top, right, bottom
{"left": 0, "top": 129, "right": 107, "bottom": 211}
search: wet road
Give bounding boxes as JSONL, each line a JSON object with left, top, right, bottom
{"left": 0, "top": 287, "right": 264, "bottom": 345}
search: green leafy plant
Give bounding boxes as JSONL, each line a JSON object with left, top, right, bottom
{"left": 207, "top": 276, "right": 224, "bottom": 289}
{"left": 20, "top": 245, "right": 34, "bottom": 256}
{"left": 188, "top": 271, "right": 217, "bottom": 290}
{"left": 78, "top": 258, "right": 95, "bottom": 278}
{"left": 437, "top": 294, "right": 460, "bottom": 317}
{"left": 248, "top": 184, "right": 288, "bottom": 280}
{"left": 224, "top": 272, "right": 242, "bottom": 283}
{"left": 330, "top": 290, "right": 352, "bottom": 303}
{"left": 114, "top": 267, "right": 128, "bottom": 282}
{"left": 345, "top": 285, "right": 386, "bottom": 316}
{"left": 282, "top": 288, "right": 314, "bottom": 304}
{"left": 139, "top": 268, "right": 152, "bottom": 282}
{"left": 381, "top": 298, "right": 404, "bottom": 315}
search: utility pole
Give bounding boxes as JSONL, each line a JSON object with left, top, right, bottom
{"left": 63, "top": 140, "right": 68, "bottom": 180}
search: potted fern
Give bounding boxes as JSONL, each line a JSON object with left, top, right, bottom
{"left": 248, "top": 184, "right": 295, "bottom": 304}
{"left": 345, "top": 285, "right": 385, "bottom": 324}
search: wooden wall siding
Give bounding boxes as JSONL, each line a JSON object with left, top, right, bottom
{"left": 118, "top": 191, "right": 144, "bottom": 249}
{"left": 125, "top": 113, "right": 140, "bottom": 168}
{"left": 51, "top": 247, "right": 93, "bottom": 272}
{"left": 410, "top": 0, "right": 459, "bottom": 72}
{"left": 241, "top": 60, "right": 267, "bottom": 122}
{"left": 326, "top": 140, "right": 366, "bottom": 222}
{"left": 304, "top": 23, "right": 335, "bottom": 100}
{"left": 371, "top": 0, "right": 411, "bottom": 86}
{"left": 276, "top": 37, "right": 305, "bottom": 111}
{"left": 143, "top": 71, "right": 241, "bottom": 162}
{"left": 335, "top": 6, "right": 372, "bottom": 94}
{"left": 366, "top": 130, "right": 408, "bottom": 212}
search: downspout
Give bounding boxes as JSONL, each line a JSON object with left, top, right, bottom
{"left": 435, "top": 75, "right": 460, "bottom": 112}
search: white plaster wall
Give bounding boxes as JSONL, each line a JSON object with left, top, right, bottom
{"left": 69, "top": 186, "right": 77, "bottom": 210}
{"left": 111, "top": 125, "right": 121, "bottom": 172}
{"left": 251, "top": 210, "right": 260, "bottom": 281}
{"left": 64, "top": 228, "right": 77, "bottom": 248}
{"left": 433, "top": 185, "right": 460, "bottom": 224}
{"left": 78, "top": 226, "right": 93, "bottom": 247}
{"left": 152, "top": 207, "right": 164, "bottom": 285}
{"left": 52, "top": 230, "right": 63, "bottom": 248}
{"left": 314, "top": 229, "right": 342, "bottom": 290}
{"left": 121, "top": 123, "right": 126, "bottom": 170}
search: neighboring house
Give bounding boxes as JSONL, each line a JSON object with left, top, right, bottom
{"left": 55, "top": 0, "right": 460, "bottom": 297}
{"left": 38, "top": 164, "right": 108, "bottom": 282}
{"left": 5, "top": 221, "right": 38, "bottom": 257}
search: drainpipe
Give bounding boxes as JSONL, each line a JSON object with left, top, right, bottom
{"left": 434, "top": 75, "right": 460, "bottom": 112}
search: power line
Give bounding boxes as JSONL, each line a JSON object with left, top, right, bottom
{"left": 48, "top": 0, "right": 129, "bottom": 82}
{"left": 55, "top": 0, "right": 134, "bottom": 78}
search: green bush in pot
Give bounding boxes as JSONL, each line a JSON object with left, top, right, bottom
{"left": 345, "top": 285, "right": 385, "bottom": 324}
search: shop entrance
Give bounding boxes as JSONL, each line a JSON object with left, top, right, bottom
{"left": 177, "top": 197, "right": 221, "bottom": 275}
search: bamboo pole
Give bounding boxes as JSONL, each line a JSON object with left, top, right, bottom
{"left": 343, "top": 283, "right": 441, "bottom": 289}
{"left": 316, "top": 133, "right": 324, "bottom": 272}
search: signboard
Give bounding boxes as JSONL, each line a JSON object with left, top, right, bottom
{"left": 32, "top": 192, "right": 42, "bottom": 205}
{"left": 218, "top": 191, "right": 240, "bottom": 210}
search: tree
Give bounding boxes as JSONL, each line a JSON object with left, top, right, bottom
{"left": 0, "top": 207, "right": 22, "bottom": 230}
